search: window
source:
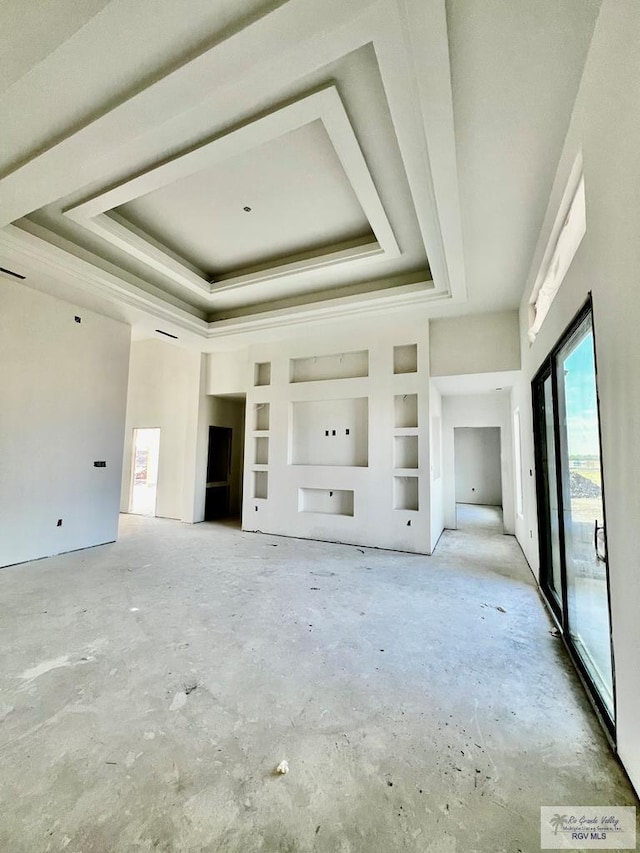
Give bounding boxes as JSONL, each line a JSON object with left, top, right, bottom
{"left": 528, "top": 169, "right": 586, "bottom": 342}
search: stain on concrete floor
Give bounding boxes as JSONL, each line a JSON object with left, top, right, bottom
{"left": 0, "top": 507, "right": 636, "bottom": 852}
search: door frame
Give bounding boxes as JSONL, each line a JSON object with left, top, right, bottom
{"left": 531, "top": 294, "right": 616, "bottom": 739}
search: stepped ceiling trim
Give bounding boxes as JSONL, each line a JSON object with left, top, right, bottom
{"left": 64, "top": 86, "right": 399, "bottom": 303}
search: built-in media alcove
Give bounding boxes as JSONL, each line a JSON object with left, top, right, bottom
{"left": 394, "top": 476, "right": 419, "bottom": 510}
{"left": 254, "top": 402, "right": 270, "bottom": 431}
{"left": 290, "top": 350, "right": 368, "bottom": 383}
{"left": 255, "top": 436, "right": 269, "bottom": 465}
{"left": 253, "top": 471, "right": 268, "bottom": 499}
{"left": 394, "top": 435, "right": 419, "bottom": 469}
{"left": 254, "top": 362, "right": 271, "bottom": 387}
{"left": 298, "top": 488, "right": 354, "bottom": 516}
{"left": 291, "top": 397, "right": 368, "bottom": 466}
{"left": 394, "top": 394, "right": 418, "bottom": 428}
{"left": 393, "top": 344, "right": 418, "bottom": 374}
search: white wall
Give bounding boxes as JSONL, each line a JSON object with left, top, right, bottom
{"left": 121, "top": 339, "right": 202, "bottom": 521}
{"left": 0, "top": 280, "right": 130, "bottom": 567}
{"left": 442, "top": 393, "right": 514, "bottom": 533}
{"left": 516, "top": 0, "right": 640, "bottom": 792}
{"left": 454, "top": 427, "right": 502, "bottom": 505}
{"left": 205, "top": 316, "right": 432, "bottom": 553}
{"left": 429, "top": 381, "right": 444, "bottom": 551}
{"left": 510, "top": 375, "right": 539, "bottom": 571}
{"left": 430, "top": 310, "right": 520, "bottom": 377}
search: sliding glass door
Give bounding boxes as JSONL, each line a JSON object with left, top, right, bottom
{"left": 533, "top": 299, "right": 614, "bottom": 730}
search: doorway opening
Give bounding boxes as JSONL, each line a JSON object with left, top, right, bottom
{"left": 129, "top": 428, "right": 160, "bottom": 515}
{"left": 205, "top": 426, "right": 232, "bottom": 520}
{"left": 454, "top": 426, "right": 502, "bottom": 528}
{"left": 204, "top": 396, "right": 246, "bottom": 522}
{"left": 532, "top": 297, "right": 614, "bottom": 734}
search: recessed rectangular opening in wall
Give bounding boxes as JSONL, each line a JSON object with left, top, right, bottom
{"left": 253, "top": 471, "right": 268, "bottom": 499}
{"left": 255, "top": 436, "right": 269, "bottom": 465}
{"left": 394, "top": 435, "right": 418, "bottom": 469}
{"left": 393, "top": 344, "right": 418, "bottom": 374}
{"left": 291, "top": 397, "right": 368, "bottom": 466}
{"left": 298, "top": 488, "right": 354, "bottom": 516}
{"left": 394, "top": 476, "right": 419, "bottom": 511}
{"left": 254, "top": 403, "right": 270, "bottom": 431}
{"left": 254, "top": 362, "right": 271, "bottom": 386}
{"left": 290, "top": 350, "right": 368, "bottom": 383}
{"left": 394, "top": 394, "right": 418, "bottom": 428}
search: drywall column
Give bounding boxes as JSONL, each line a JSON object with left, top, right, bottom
{"left": 0, "top": 281, "right": 130, "bottom": 567}
{"left": 429, "top": 380, "right": 444, "bottom": 551}
{"left": 181, "top": 352, "right": 208, "bottom": 524}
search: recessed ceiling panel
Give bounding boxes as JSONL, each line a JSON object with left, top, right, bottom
{"left": 116, "top": 120, "right": 374, "bottom": 277}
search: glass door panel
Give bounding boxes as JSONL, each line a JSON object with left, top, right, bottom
{"left": 556, "top": 313, "right": 613, "bottom": 720}
{"left": 543, "top": 375, "right": 564, "bottom": 605}
{"left": 533, "top": 368, "right": 564, "bottom": 617}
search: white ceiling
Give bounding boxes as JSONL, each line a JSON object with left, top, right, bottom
{"left": 118, "top": 121, "right": 373, "bottom": 277}
{"left": 0, "top": 0, "right": 602, "bottom": 347}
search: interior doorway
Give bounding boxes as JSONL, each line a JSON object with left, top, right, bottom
{"left": 129, "top": 428, "right": 160, "bottom": 515}
{"left": 532, "top": 298, "right": 614, "bottom": 733}
{"left": 454, "top": 426, "right": 502, "bottom": 524}
{"left": 205, "top": 426, "right": 233, "bottom": 519}
{"left": 204, "top": 396, "right": 246, "bottom": 521}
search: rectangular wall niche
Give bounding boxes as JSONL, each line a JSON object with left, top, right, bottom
{"left": 253, "top": 471, "right": 268, "bottom": 499}
{"left": 393, "top": 344, "right": 418, "bottom": 374}
{"left": 254, "top": 362, "right": 271, "bottom": 387}
{"left": 290, "top": 349, "right": 368, "bottom": 383}
{"left": 298, "top": 488, "right": 354, "bottom": 517}
{"left": 394, "top": 394, "right": 418, "bottom": 428}
{"left": 254, "top": 436, "right": 269, "bottom": 465}
{"left": 291, "top": 397, "right": 368, "bottom": 466}
{"left": 254, "top": 402, "right": 270, "bottom": 431}
{"left": 394, "top": 435, "right": 419, "bottom": 469}
{"left": 394, "top": 476, "right": 419, "bottom": 511}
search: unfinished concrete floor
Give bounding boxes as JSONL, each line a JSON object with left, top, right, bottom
{"left": 0, "top": 507, "right": 636, "bottom": 852}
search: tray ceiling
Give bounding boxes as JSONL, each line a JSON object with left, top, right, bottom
{"left": 0, "top": 0, "right": 463, "bottom": 343}
{"left": 0, "top": 0, "right": 598, "bottom": 346}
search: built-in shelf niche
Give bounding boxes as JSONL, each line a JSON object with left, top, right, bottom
{"left": 394, "top": 394, "right": 418, "bottom": 428}
{"left": 298, "top": 487, "right": 354, "bottom": 517}
{"left": 393, "top": 344, "right": 418, "bottom": 374}
{"left": 253, "top": 471, "right": 268, "bottom": 499}
{"left": 394, "top": 435, "right": 419, "bottom": 469}
{"left": 291, "top": 397, "right": 368, "bottom": 466}
{"left": 394, "top": 476, "right": 419, "bottom": 511}
{"left": 290, "top": 349, "right": 368, "bottom": 383}
{"left": 254, "top": 362, "right": 271, "bottom": 387}
{"left": 255, "top": 436, "right": 269, "bottom": 465}
{"left": 253, "top": 403, "right": 270, "bottom": 431}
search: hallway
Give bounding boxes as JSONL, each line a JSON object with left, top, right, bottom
{"left": 0, "top": 516, "right": 635, "bottom": 852}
